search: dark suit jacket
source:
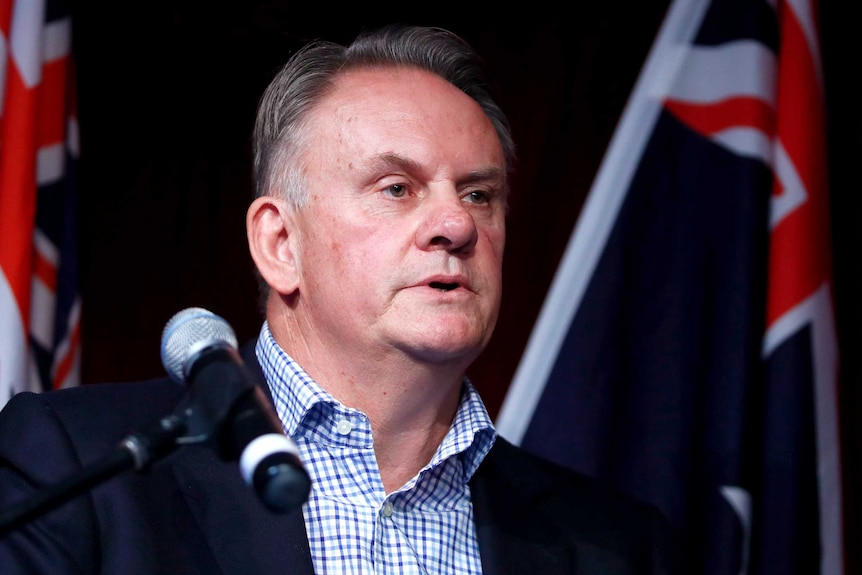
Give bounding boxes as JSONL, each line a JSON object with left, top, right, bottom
{"left": 0, "top": 341, "right": 679, "bottom": 574}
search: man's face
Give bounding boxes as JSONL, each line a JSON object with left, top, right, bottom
{"left": 291, "top": 67, "right": 506, "bottom": 368}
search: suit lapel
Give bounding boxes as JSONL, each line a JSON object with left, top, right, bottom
{"left": 171, "top": 445, "right": 315, "bottom": 575}
{"left": 471, "top": 439, "right": 576, "bottom": 575}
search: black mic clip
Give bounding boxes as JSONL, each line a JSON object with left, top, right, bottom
{"left": 171, "top": 343, "right": 257, "bottom": 448}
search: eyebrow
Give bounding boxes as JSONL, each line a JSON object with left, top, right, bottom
{"left": 367, "top": 152, "right": 421, "bottom": 174}
{"left": 367, "top": 152, "right": 506, "bottom": 187}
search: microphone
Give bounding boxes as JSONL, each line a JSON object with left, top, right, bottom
{"left": 160, "top": 307, "right": 311, "bottom": 513}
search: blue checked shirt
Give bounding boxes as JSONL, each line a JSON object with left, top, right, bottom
{"left": 255, "top": 323, "right": 497, "bottom": 574}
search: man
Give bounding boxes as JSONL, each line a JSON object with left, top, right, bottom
{"left": 0, "top": 24, "right": 679, "bottom": 574}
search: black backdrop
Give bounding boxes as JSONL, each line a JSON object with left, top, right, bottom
{"left": 70, "top": 2, "right": 859, "bottom": 569}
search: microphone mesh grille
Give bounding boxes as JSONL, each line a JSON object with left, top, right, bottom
{"left": 160, "top": 307, "right": 238, "bottom": 382}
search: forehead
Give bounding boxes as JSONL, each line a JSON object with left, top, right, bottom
{"left": 323, "top": 65, "right": 469, "bottom": 108}
{"left": 304, "top": 66, "right": 504, "bottom": 167}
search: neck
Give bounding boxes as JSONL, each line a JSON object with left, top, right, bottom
{"left": 269, "top": 316, "right": 468, "bottom": 492}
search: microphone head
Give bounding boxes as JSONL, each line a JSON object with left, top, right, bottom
{"left": 160, "top": 307, "right": 238, "bottom": 383}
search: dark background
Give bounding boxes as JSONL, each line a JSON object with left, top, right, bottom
{"left": 69, "top": 2, "right": 859, "bottom": 569}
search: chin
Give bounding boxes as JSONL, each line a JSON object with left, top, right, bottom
{"left": 387, "top": 313, "right": 494, "bottom": 363}
{"left": 408, "top": 334, "right": 488, "bottom": 367}
{"left": 412, "top": 348, "right": 482, "bottom": 369}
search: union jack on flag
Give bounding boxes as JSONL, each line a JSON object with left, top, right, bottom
{"left": 0, "top": 0, "right": 81, "bottom": 407}
{"left": 497, "top": 0, "right": 843, "bottom": 573}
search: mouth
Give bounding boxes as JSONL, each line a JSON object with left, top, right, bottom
{"left": 421, "top": 273, "right": 473, "bottom": 294}
{"left": 429, "top": 281, "right": 460, "bottom": 292}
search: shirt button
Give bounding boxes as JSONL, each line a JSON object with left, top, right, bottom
{"left": 382, "top": 501, "right": 394, "bottom": 517}
{"left": 335, "top": 419, "right": 353, "bottom": 435}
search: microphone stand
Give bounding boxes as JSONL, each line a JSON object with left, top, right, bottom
{"left": 0, "top": 413, "right": 188, "bottom": 536}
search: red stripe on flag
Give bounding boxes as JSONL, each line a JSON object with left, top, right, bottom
{"left": 767, "top": 207, "right": 825, "bottom": 325}
{"left": 32, "top": 248, "right": 57, "bottom": 292}
{"left": 776, "top": 4, "right": 827, "bottom": 203}
{"left": 766, "top": 0, "right": 830, "bottom": 327}
{"left": 0, "top": 65, "right": 38, "bottom": 325}
{"left": 0, "top": 0, "right": 12, "bottom": 37}
{"left": 36, "top": 57, "right": 69, "bottom": 149}
{"left": 664, "top": 96, "right": 775, "bottom": 138}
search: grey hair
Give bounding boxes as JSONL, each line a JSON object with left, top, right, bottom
{"left": 252, "top": 24, "right": 516, "bottom": 207}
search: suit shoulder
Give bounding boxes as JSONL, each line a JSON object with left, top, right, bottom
{"left": 0, "top": 378, "right": 185, "bottom": 455}
{"left": 475, "top": 436, "right": 681, "bottom": 574}
{"left": 5, "top": 377, "right": 182, "bottom": 416}
{"left": 483, "top": 436, "right": 670, "bottom": 526}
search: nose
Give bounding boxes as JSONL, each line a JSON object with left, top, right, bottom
{"left": 416, "top": 192, "right": 479, "bottom": 254}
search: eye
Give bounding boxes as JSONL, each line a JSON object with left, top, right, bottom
{"left": 384, "top": 183, "right": 408, "bottom": 198}
{"left": 464, "top": 190, "right": 490, "bottom": 205}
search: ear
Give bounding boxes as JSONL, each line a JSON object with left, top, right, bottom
{"left": 246, "top": 196, "right": 300, "bottom": 296}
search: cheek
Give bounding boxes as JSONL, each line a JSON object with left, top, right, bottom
{"left": 482, "top": 224, "right": 506, "bottom": 265}
{"left": 316, "top": 228, "right": 388, "bottom": 279}
{"left": 297, "top": 225, "right": 348, "bottom": 288}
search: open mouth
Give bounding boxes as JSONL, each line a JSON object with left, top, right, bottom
{"left": 429, "top": 281, "right": 459, "bottom": 292}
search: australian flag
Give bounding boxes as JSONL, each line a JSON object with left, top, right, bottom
{"left": 0, "top": 0, "right": 81, "bottom": 407}
{"left": 495, "top": 0, "right": 844, "bottom": 574}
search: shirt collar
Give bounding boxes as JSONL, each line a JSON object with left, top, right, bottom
{"left": 254, "top": 321, "right": 497, "bottom": 481}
